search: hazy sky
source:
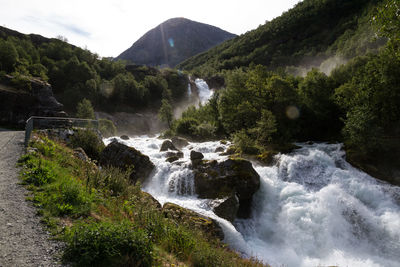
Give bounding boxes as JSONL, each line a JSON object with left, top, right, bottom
{"left": 0, "top": 0, "right": 302, "bottom": 57}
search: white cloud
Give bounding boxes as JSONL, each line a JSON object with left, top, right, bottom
{"left": 0, "top": 0, "right": 301, "bottom": 57}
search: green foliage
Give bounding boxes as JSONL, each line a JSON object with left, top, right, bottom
{"left": 8, "top": 73, "right": 32, "bottom": 91}
{"left": 232, "top": 129, "right": 259, "bottom": 155}
{"left": 0, "top": 39, "right": 18, "bottom": 72}
{"left": 252, "top": 110, "right": 277, "bottom": 145}
{"left": 69, "top": 129, "right": 105, "bottom": 161}
{"left": 76, "top": 98, "right": 95, "bottom": 119}
{"left": 22, "top": 159, "right": 55, "bottom": 186}
{"left": 98, "top": 119, "right": 117, "bottom": 138}
{"left": 158, "top": 98, "right": 173, "bottom": 128}
{"left": 88, "top": 167, "right": 132, "bottom": 197}
{"left": 163, "top": 225, "right": 196, "bottom": 259}
{"left": 63, "top": 221, "right": 153, "bottom": 267}
{"left": 55, "top": 179, "right": 93, "bottom": 216}
{"left": 343, "top": 105, "right": 382, "bottom": 154}
{"left": 195, "top": 123, "right": 217, "bottom": 140}
{"left": 178, "top": 0, "right": 378, "bottom": 74}
{"left": 0, "top": 27, "right": 188, "bottom": 113}
{"left": 374, "top": 0, "right": 400, "bottom": 40}
{"left": 174, "top": 117, "right": 200, "bottom": 137}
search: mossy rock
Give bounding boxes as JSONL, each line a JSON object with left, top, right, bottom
{"left": 140, "top": 191, "right": 162, "bottom": 210}
{"left": 193, "top": 158, "right": 260, "bottom": 219}
{"left": 162, "top": 202, "right": 224, "bottom": 240}
{"left": 99, "top": 140, "right": 155, "bottom": 184}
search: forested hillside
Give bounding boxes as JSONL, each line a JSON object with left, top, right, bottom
{"left": 0, "top": 26, "right": 187, "bottom": 113}
{"left": 170, "top": 0, "right": 400, "bottom": 185}
{"left": 178, "top": 0, "right": 385, "bottom": 75}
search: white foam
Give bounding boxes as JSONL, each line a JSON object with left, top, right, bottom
{"left": 104, "top": 137, "right": 400, "bottom": 267}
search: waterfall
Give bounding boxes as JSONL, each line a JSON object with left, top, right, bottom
{"left": 195, "top": 78, "right": 213, "bottom": 105}
{"left": 104, "top": 137, "right": 400, "bottom": 267}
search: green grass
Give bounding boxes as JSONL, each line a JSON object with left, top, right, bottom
{"left": 19, "top": 133, "right": 267, "bottom": 267}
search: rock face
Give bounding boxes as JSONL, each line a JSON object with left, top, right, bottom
{"left": 205, "top": 75, "right": 225, "bottom": 90}
{"left": 116, "top": 17, "right": 236, "bottom": 67}
{"left": 0, "top": 75, "right": 66, "bottom": 128}
{"left": 160, "top": 140, "right": 178, "bottom": 152}
{"left": 162, "top": 202, "right": 224, "bottom": 240}
{"left": 192, "top": 158, "right": 260, "bottom": 219}
{"left": 99, "top": 140, "right": 155, "bottom": 184}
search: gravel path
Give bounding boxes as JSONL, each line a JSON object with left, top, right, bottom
{"left": 0, "top": 130, "right": 63, "bottom": 267}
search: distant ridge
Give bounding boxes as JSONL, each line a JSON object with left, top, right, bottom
{"left": 116, "top": 17, "right": 236, "bottom": 67}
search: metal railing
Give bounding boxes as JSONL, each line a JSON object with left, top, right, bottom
{"left": 25, "top": 116, "right": 99, "bottom": 146}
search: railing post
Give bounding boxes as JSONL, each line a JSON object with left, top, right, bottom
{"left": 25, "top": 117, "right": 34, "bottom": 147}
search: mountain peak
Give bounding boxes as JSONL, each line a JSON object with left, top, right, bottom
{"left": 116, "top": 18, "right": 236, "bottom": 67}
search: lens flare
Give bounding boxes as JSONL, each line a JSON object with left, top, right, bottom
{"left": 286, "top": 105, "right": 300, "bottom": 120}
{"left": 168, "top": 38, "right": 174, "bottom": 47}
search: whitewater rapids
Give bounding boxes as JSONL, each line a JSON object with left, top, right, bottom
{"left": 103, "top": 137, "right": 400, "bottom": 267}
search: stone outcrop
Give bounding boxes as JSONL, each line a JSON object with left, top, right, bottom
{"left": 0, "top": 75, "right": 66, "bottom": 128}
{"left": 162, "top": 202, "right": 224, "bottom": 240}
{"left": 99, "top": 140, "right": 154, "bottom": 184}
{"left": 205, "top": 75, "right": 225, "bottom": 90}
{"left": 160, "top": 140, "right": 178, "bottom": 152}
{"left": 192, "top": 158, "right": 260, "bottom": 219}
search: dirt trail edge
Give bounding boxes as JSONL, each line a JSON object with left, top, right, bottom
{"left": 0, "top": 130, "right": 62, "bottom": 267}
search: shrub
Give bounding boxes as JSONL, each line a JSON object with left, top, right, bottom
{"left": 99, "top": 119, "right": 117, "bottom": 138}
{"left": 175, "top": 118, "right": 199, "bottom": 137}
{"left": 23, "top": 159, "right": 55, "bottom": 186}
{"left": 69, "top": 129, "right": 105, "bottom": 161}
{"left": 51, "top": 178, "right": 93, "bottom": 216}
{"left": 63, "top": 221, "right": 153, "bottom": 267}
{"left": 195, "top": 123, "right": 216, "bottom": 140}
{"left": 76, "top": 98, "right": 95, "bottom": 119}
{"left": 232, "top": 129, "right": 259, "bottom": 155}
{"left": 31, "top": 136, "right": 56, "bottom": 157}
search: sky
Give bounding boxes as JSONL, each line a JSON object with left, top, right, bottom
{"left": 0, "top": 0, "right": 302, "bottom": 58}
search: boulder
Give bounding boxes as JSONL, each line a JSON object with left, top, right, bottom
{"left": 160, "top": 140, "right": 178, "bottom": 152}
{"left": 120, "top": 135, "right": 129, "bottom": 140}
{"left": 99, "top": 140, "right": 155, "bottom": 184}
{"left": 190, "top": 150, "right": 204, "bottom": 161}
{"left": 215, "top": 146, "right": 225, "bottom": 153}
{"left": 193, "top": 158, "right": 260, "bottom": 219}
{"left": 213, "top": 195, "right": 239, "bottom": 222}
{"left": 163, "top": 202, "right": 224, "bottom": 240}
{"left": 166, "top": 156, "right": 180, "bottom": 163}
{"left": 165, "top": 151, "right": 184, "bottom": 158}
{"left": 171, "top": 136, "right": 189, "bottom": 149}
